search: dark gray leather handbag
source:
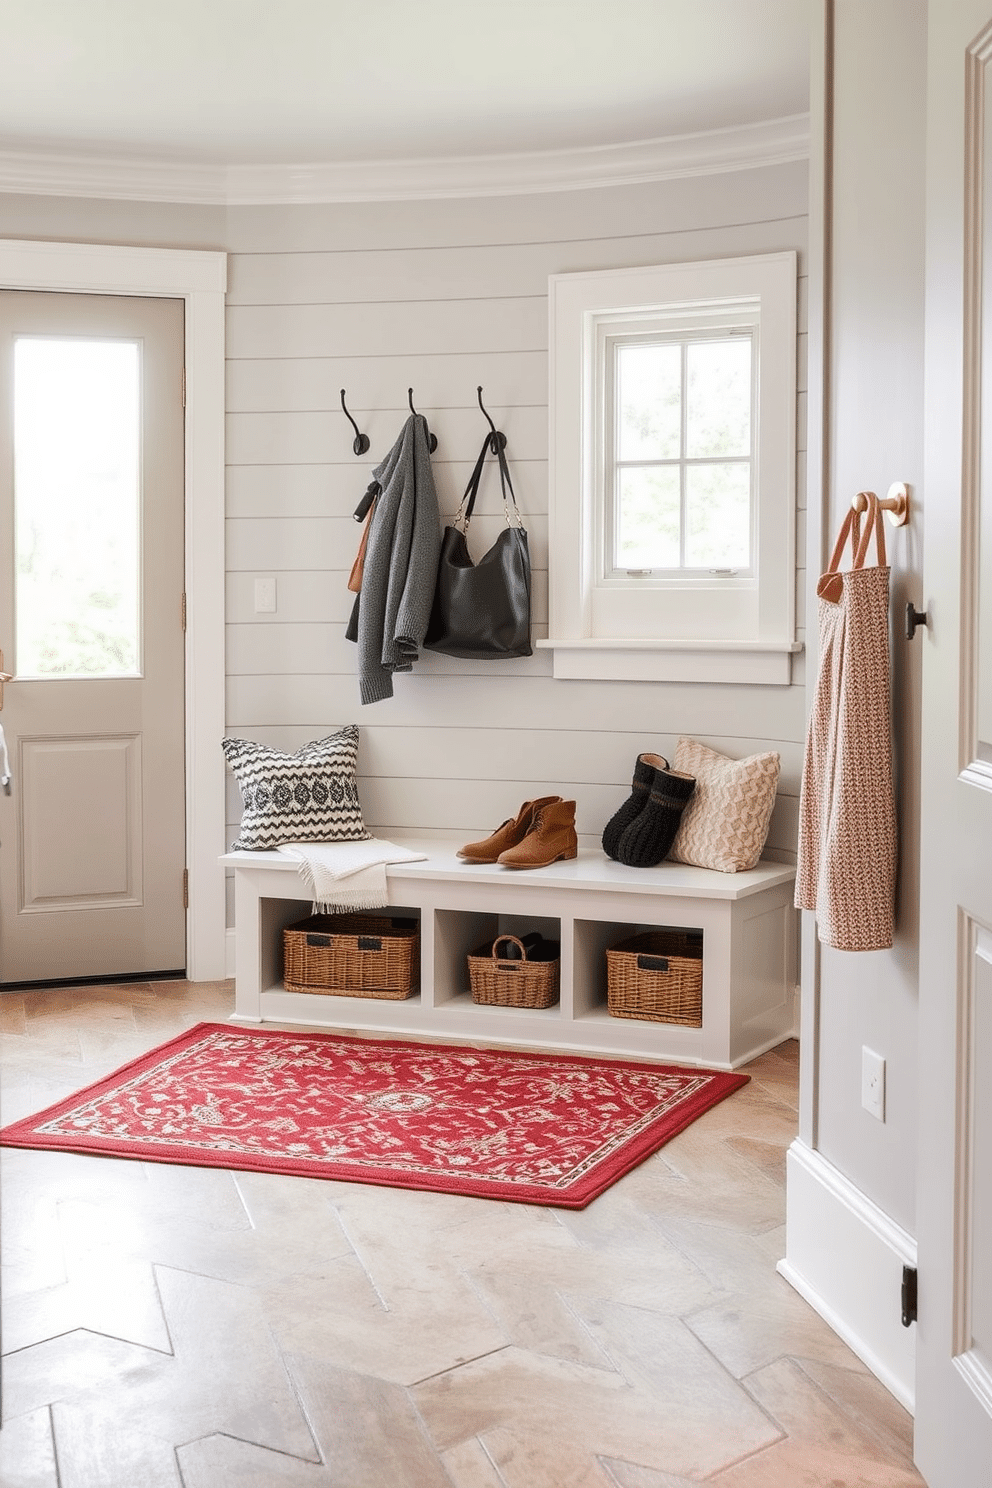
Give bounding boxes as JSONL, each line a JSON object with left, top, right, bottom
{"left": 423, "top": 433, "right": 532, "bottom": 660}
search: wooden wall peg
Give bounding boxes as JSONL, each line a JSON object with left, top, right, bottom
{"left": 851, "top": 482, "right": 911, "bottom": 526}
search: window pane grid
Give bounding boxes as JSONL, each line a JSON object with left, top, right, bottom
{"left": 615, "top": 456, "right": 753, "bottom": 469}
{"left": 610, "top": 333, "right": 753, "bottom": 574}
{"left": 679, "top": 339, "right": 687, "bottom": 566}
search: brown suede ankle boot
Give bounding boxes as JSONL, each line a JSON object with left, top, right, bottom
{"left": 497, "top": 799, "right": 578, "bottom": 870}
{"left": 457, "top": 796, "right": 561, "bottom": 864}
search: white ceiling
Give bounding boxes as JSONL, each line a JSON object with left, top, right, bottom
{"left": 0, "top": 0, "right": 810, "bottom": 167}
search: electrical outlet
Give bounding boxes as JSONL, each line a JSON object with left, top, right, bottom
{"left": 254, "top": 576, "right": 277, "bottom": 613}
{"left": 862, "top": 1046, "right": 886, "bottom": 1122}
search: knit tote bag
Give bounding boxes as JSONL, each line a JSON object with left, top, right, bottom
{"left": 795, "top": 491, "right": 897, "bottom": 951}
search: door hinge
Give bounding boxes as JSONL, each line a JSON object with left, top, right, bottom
{"left": 901, "top": 1264, "right": 918, "bottom": 1327}
{"left": 182, "top": 868, "right": 189, "bottom": 910}
{"left": 181, "top": 592, "right": 187, "bottom": 631}
{"left": 182, "top": 366, "right": 186, "bottom": 408}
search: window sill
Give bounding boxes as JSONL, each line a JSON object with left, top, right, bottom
{"left": 535, "top": 638, "right": 803, "bottom": 685}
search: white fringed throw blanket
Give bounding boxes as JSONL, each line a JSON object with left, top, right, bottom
{"left": 276, "top": 838, "right": 428, "bottom": 912}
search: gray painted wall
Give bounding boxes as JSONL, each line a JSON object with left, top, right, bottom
{"left": 809, "top": 0, "right": 925, "bottom": 1235}
{"left": 0, "top": 160, "right": 809, "bottom": 937}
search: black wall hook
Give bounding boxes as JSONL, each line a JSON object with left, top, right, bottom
{"left": 340, "top": 390, "right": 370, "bottom": 456}
{"left": 408, "top": 388, "right": 438, "bottom": 452}
{"left": 906, "top": 601, "right": 929, "bottom": 639}
{"left": 477, "top": 386, "right": 507, "bottom": 453}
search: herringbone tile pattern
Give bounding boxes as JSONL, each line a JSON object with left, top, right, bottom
{"left": 0, "top": 981, "right": 925, "bottom": 1486}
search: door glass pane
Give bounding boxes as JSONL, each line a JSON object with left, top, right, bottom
{"left": 617, "top": 342, "right": 682, "bottom": 461}
{"left": 617, "top": 466, "right": 681, "bottom": 568}
{"left": 686, "top": 338, "right": 752, "bottom": 459}
{"left": 14, "top": 338, "right": 140, "bottom": 678}
{"left": 685, "top": 462, "right": 751, "bottom": 567}
{"left": 978, "top": 56, "right": 992, "bottom": 762}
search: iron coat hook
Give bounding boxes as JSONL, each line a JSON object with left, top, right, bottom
{"left": 340, "top": 390, "right": 370, "bottom": 456}
{"left": 906, "top": 602, "right": 929, "bottom": 639}
{"left": 477, "top": 386, "right": 507, "bottom": 453}
{"left": 407, "top": 389, "right": 438, "bottom": 452}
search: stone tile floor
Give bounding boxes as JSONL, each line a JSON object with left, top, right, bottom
{"left": 0, "top": 979, "right": 927, "bottom": 1487}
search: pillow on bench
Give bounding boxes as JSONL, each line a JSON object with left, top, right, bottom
{"left": 668, "top": 737, "right": 780, "bottom": 873}
{"left": 222, "top": 725, "right": 370, "bottom": 850}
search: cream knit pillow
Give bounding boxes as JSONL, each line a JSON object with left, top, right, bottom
{"left": 668, "top": 738, "right": 780, "bottom": 873}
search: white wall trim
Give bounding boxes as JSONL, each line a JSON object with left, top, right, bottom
{"left": 536, "top": 640, "right": 800, "bottom": 686}
{"left": 0, "top": 115, "right": 810, "bottom": 205}
{"left": 780, "top": 1139, "right": 917, "bottom": 1412}
{"left": 0, "top": 238, "right": 228, "bottom": 982}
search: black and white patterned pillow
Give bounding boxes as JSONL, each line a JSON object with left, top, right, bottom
{"left": 222, "top": 726, "right": 371, "bottom": 850}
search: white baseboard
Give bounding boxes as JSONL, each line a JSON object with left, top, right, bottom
{"left": 225, "top": 927, "right": 236, "bottom": 980}
{"left": 780, "top": 1140, "right": 917, "bottom": 1413}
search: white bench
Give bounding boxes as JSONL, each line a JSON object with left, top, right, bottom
{"left": 222, "top": 838, "right": 797, "bottom": 1071}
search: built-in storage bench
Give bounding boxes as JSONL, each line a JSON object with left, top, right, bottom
{"left": 222, "top": 838, "right": 796, "bottom": 1070}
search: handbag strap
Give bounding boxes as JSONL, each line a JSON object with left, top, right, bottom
{"left": 454, "top": 434, "right": 525, "bottom": 532}
{"left": 352, "top": 478, "right": 380, "bottom": 522}
{"left": 817, "top": 490, "right": 887, "bottom": 602}
{"left": 855, "top": 491, "right": 887, "bottom": 568}
{"left": 823, "top": 490, "right": 888, "bottom": 574}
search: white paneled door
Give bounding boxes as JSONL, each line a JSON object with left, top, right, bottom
{"left": 916, "top": 3, "right": 992, "bottom": 1482}
{"left": 0, "top": 292, "right": 186, "bottom": 983}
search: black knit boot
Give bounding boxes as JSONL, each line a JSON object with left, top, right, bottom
{"left": 615, "top": 769, "right": 696, "bottom": 868}
{"left": 601, "top": 753, "right": 668, "bottom": 860}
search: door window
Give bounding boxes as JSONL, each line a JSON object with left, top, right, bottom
{"left": 14, "top": 337, "right": 141, "bottom": 678}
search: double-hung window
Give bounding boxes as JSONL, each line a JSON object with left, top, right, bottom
{"left": 546, "top": 254, "right": 798, "bottom": 684}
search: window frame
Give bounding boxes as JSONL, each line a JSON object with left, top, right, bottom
{"left": 545, "top": 253, "right": 799, "bottom": 685}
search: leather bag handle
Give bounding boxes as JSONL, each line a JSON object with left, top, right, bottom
{"left": 818, "top": 490, "right": 887, "bottom": 602}
{"left": 454, "top": 434, "right": 524, "bottom": 533}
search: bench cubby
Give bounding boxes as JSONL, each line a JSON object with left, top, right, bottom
{"left": 433, "top": 907, "right": 562, "bottom": 1012}
{"left": 222, "top": 838, "right": 797, "bottom": 1070}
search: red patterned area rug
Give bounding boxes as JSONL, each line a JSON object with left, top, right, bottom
{"left": 0, "top": 1023, "right": 748, "bottom": 1209}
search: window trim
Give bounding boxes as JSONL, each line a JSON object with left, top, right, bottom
{"left": 545, "top": 253, "right": 800, "bottom": 685}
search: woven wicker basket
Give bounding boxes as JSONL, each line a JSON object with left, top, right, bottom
{"left": 606, "top": 929, "right": 703, "bottom": 1026}
{"left": 468, "top": 935, "right": 560, "bottom": 1009}
{"left": 283, "top": 913, "right": 420, "bottom": 999}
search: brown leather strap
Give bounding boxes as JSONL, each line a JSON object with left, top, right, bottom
{"left": 347, "top": 500, "right": 376, "bottom": 594}
{"left": 817, "top": 492, "right": 887, "bottom": 601}
{"left": 825, "top": 505, "right": 858, "bottom": 577}
{"left": 851, "top": 491, "right": 887, "bottom": 569}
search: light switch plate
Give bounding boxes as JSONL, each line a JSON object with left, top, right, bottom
{"left": 254, "top": 577, "right": 277, "bottom": 613}
{"left": 862, "top": 1046, "right": 886, "bottom": 1122}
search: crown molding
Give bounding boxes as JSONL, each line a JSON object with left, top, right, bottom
{"left": 0, "top": 115, "right": 809, "bottom": 207}
{"left": 227, "top": 116, "right": 810, "bottom": 203}
{"left": 0, "top": 149, "right": 224, "bottom": 205}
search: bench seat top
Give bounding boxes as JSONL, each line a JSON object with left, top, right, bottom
{"left": 221, "top": 837, "right": 796, "bottom": 903}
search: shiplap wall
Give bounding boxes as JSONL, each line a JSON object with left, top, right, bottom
{"left": 219, "top": 162, "right": 808, "bottom": 902}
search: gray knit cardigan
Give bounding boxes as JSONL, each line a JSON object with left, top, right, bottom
{"left": 356, "top": 414, "right": 441, "bottom": 705}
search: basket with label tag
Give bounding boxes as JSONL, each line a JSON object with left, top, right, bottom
{"left": 606, "top": 930, "right": 703, "bottom": 1025}
{"left": 283, "top": 913, "right": 420, "bottom": 999}
{"left": 467, "top": 933, "right": 560, "bottom": 1009}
